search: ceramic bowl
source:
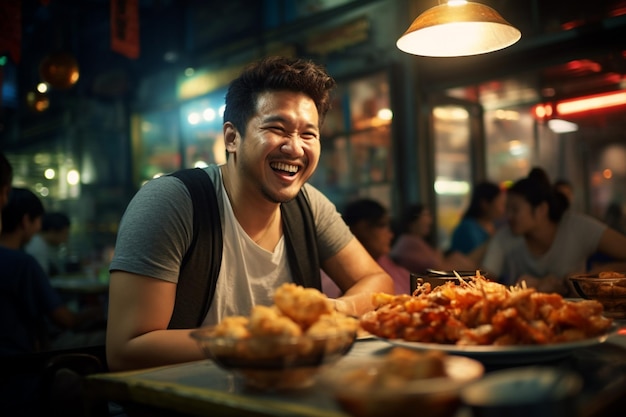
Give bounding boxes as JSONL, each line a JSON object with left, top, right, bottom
{"left": 569, "top": 272, "right": 626, "bottom": 318}
{"left": 190, "top": 326, "right": 356, "bottom": 390}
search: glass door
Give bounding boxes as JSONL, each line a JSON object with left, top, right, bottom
{"left": 430, "top": 97, "right": 485, "bottom": 250}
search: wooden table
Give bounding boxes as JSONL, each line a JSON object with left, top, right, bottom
{"left": 84, "top": 324, "right": 626, "bottom": 417}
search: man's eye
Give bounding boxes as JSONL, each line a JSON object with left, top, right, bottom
{"left": 265, "top": 126, "right": 284, "bottom": 133}
{"left": 301, "top": 132, "right": 319, "bottom": 140}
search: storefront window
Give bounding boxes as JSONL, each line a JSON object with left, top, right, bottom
{"left": 432, "top": 105, "right": 471, "bottom": 249}
{"left": 310, "top": 70, "right": 393, "bottom": 210}
{"left": 446, "top": 55, "right": 626, "bottom": 223}
{"left": 132, "top": 109, "right": 181, "bottom": 185}
{"left": 484, "top": 106, "right": 534, "bottom": 184}
{"left": 180, "top": 89, "right": 228, "bottom": 169}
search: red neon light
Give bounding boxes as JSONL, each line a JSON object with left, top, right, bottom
{"left": 556, "top": 90, "right": 626, "bottom": 115}
{"left": 532, "top": 103, "right": 553, "bottom": 119}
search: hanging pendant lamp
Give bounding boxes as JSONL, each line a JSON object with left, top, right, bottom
{"left": 396, "top": 1, "right": 521, "bottom": 57}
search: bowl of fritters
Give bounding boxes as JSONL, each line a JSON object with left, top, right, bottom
{"left": 570, "top": 272, "right": 626, "bottom": 319}
{"left": 320, "top": 347, "right": 484, "bottom": 417}
{"left": 190, "top": 283, "right": 358, "bottom": 390}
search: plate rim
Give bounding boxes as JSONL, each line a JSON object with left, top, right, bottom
{"left": 377, "top": 323, "right": 619, "bottom": 357}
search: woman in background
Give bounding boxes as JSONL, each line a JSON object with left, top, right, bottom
{"left": 323, "top": 198, "right": 411, "bottom": 296}
{"left": 449, "top": 181, "right": 506, "bottom": 255}
{"left": 390, "top": 204, "right": 477, "bottom": 275}
{"left": 481, "top": 172, "right": 626, "bottom": 295}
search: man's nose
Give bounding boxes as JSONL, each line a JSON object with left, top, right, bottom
{"left": 280, "top": 135, "right": 305, "bottom": 157}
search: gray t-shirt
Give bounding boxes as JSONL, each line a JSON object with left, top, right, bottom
{"left": 482, "top": 210, "right": 606, "bottom": 285}
{"left": 110, "top": 164, "right": 352, "bottom": 285}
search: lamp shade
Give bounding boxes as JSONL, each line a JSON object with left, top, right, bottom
{"left": 39, "top": 51, "right": 80, "bottom": 89}
{"left": 397, "top": 2, "right": 521, "bottom": 57}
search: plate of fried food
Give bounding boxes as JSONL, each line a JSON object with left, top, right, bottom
{"left": 361, "top": 272, "right": 617, "bottom": 365}
{"left": 191, "top": 283, "right": 359, "bottom": 389}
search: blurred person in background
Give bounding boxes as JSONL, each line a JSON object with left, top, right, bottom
{"left": 603, "top": 202, "right": 625, "bottom": 235}
{"left": 449, "top": 181, "right": 506, "bottom": 256}
{"left": 0, "top": 152, "right": 12, "bottom": 230}
{"left": 481, "top": 171, "right": 626, "bottom": 295}
{"left": 0, "top": 188, "right": 105, "bottom": 356}
{"left": 322, "top": 198, "right": 412, "bottom": 296}
{"left": 25, "top": 211, "right": 71, "bottom": 277}
{"left": 587, "top": 201, "right": 626, "bottom": 270}
{"left": 106, "top": 56, "right": 394, "bottom": 372}
{"left": 554, "top": 178, "right": 574, "bottom": 204}
{"left": 390, "top": 203, "right": 478, "bottom": 275}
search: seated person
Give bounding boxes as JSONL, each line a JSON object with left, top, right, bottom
{"left": 390, "top": 204, "right": 478, "bottom": 274}
{"left": 0, "top": 188, "right": 105, "bottom": 356}
{"left": 25, "top": 211, "right": 71, "bottom": 277}
{"left": 323, "top": 198, "right": 411, "bottom": 296}
{"left": 481, "top": 171, "right": 626, "bottom": 295}
{"left": 449, "top": 181, "right": 505, "bottom": 255}
{"left": 106, "top": 57, "right": 394, "bottom": 372}
{"left": 0, "top": 152, "right": 11, "bottom": 218}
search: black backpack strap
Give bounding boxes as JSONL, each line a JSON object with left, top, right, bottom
{"left": 282, "top": 190, "right": 321, "bottom": 289}
{"left": 167, "top": 168, "right": 223, "bottom": 329}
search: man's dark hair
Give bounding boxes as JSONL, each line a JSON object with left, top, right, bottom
{"left": 223, "top": 56, "right": 336, "bottom": 137}
{"left": 42, "top": 212, "right": 71, "bottom": 232}
{"left": 1, "top": 188, "right": 45, "bottom": 233}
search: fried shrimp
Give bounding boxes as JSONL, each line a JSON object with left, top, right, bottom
{"left": 361, "top": 271, "right": 614, "bottom": 346}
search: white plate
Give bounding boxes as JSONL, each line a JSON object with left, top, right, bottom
{"left": 380, "top": 324, "right": 619, "bottom": 365}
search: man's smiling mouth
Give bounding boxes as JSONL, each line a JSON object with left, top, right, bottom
{"left": 270, "top": 162, "right": 299, "bottom": 176}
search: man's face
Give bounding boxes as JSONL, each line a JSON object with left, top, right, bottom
{"left": 230, "top": 90, "right": 321, "bottom": 203}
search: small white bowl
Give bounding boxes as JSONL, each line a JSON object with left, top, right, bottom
{"left": 460, "top": 366, "right": 582, "bottom": 417}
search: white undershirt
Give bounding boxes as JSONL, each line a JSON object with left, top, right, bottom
{"left": 202, "top": 178, "right": 291, "bottom": 326}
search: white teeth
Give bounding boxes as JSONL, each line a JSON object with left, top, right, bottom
{"left": 271, "top": 162, "right": 298, "bottom": 173}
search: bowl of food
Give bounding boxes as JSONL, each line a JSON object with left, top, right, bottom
{"left": 191, "top": 283, "right": 359, "bottom": 390}
{"left": 569, "top": 272, "right": 626, "bottom": 319}
{"left": 320, "top": 347, "right": 484, "bottom": 417}
{"left": 191, "top": 324, "right": 356, "bottom": 390}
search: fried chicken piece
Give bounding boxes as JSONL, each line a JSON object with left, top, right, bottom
{"left": 210, "top": 316, "right": 251, "bottom": 339}
{"left": 248, "top": 305, "right": 302, "bottom": 337}
{"left": 273, "top": 283, "right": 333, "bottom": 328}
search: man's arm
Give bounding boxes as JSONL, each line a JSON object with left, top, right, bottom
{"left": 321, "top": 237, "right": 394, "bottom": 316}
{"left": 105, "top": 271, "right": 204, "bottom": 371}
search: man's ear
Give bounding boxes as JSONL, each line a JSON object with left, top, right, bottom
{"left": 224, "top": 122, "right": 239, "bottom": 154}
